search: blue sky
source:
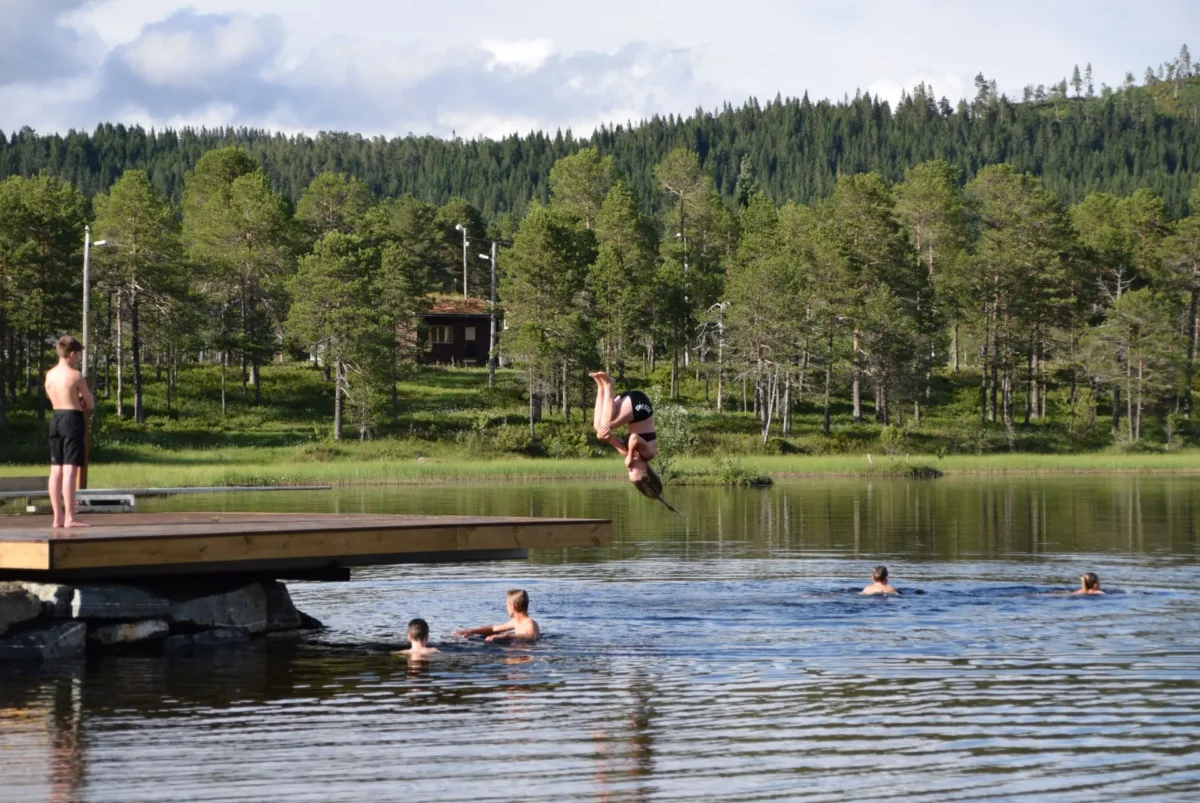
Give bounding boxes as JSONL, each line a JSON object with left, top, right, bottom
{"left": 1, "top": 0, "right": 1195, "bottom": 139}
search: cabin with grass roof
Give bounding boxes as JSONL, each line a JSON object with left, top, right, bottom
{"left": 420, "top": 296, "right": 496, "bottom": 366}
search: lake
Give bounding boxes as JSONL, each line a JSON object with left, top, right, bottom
{"left": 3, "top": 477, "right": 1200, "bottom": 801}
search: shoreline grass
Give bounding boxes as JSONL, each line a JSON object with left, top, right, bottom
{"left": 3, "top": 452, "right": 1200, "bottom": 488}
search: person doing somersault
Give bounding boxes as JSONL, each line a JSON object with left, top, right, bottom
{"left": 589, "top": 371, "right": 678, "bottom": 514}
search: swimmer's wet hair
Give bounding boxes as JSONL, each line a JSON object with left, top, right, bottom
{"left": 873, "top": 565, "right": 888, "bottom": 582}
{"left": 1081, "top": 572, "right": 1100, "bottom": 590}
{"left": 507, "top": 589, "right": 529, "bottom": 614}
{"left": 632, "top": 463, "right": 680, "bottom": 514}
{"left": 407, "top": 617, "right": 429, "bottom": 643}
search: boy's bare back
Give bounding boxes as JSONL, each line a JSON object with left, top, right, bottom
{"left": 44, "top": 363, "right": 93, "bottom": 411}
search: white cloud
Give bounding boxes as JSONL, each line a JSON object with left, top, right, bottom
{"left": 479, "top": 38, "right": 556, "bottom": 75}
{"left": 4, "top": 0, "right": 1200, "bottom": 138}
{"left": 120, "top": 13, "right": 281, "bottom": 87}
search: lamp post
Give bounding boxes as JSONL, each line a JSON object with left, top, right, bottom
{"left": 454, "top": 223, "right": 469, "bottom": 298}
{"left": 478, "top": 243, "right": 500, "bottom": 388}
{"left": 81, "top": 225, "right": 108, "bottom": 379}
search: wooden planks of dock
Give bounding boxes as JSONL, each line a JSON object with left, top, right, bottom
{"left": 0, "top": 513, "right": 611, "bottom": 581}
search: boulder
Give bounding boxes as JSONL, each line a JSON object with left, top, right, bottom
{"left": 90, "top": 619, "right": 170, "bottom": 646}
{"left": 262, "top": 580, "right": 302, "bottom": 632}
{"left": 15, "top": 582, "right": 74, "bottom": 618}
{"left": 168, "top": 582, "right": 268, "bottom": 633}
{"left": 163, "top": 628, "right": 252, "bottom": 650}
{"left": 298, "top": 610, "right": 325, "bottom": 631}
{"left": 0, "top": 583, "right": 42, "bottom": 637}
{"left": 72, "top": 585, "right": 169, "bottom": 620}
{"left": 0, "top": 621, "right": 87, "bottom": 662}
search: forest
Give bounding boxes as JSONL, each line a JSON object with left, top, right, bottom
{"left": 2, "top": 47, "right": 1200, "bottom": 453}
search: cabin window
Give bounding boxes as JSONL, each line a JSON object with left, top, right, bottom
{"left": 465, "top": 326, "right": 477, "bottom": 341}
{"left": 430, "top": 325, "right": 453, "bottom": 344}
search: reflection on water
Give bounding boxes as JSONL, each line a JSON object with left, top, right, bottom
{"left": 3, "top": 477, "right": 1200, "bottom": 801}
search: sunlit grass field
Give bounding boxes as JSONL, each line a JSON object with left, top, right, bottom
{"left": 3, "top": 360, "right": 1199, "bottom": 485}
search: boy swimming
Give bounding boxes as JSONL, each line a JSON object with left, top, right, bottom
{"left": 452, "top": 589, "right": 540, "bottom": 642}
{"left": 394, "top": 618, "right": 439, "bottom": 658}
{"left": 1071, "top": 572, "right": 1106, "bottom": 595}
{"left": 861, "top": 566, "right": 899, "bottom": 595}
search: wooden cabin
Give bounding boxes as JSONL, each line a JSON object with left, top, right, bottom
{"left": 421, "top": 297, "right": 494, "bottom": 366}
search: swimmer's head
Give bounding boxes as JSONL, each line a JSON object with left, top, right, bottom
{"left": 1080, "top": 572, "right": 1100, "bottom": 591}
{"left": 407, "top": 617, "right": 429, "bottom": 645}
{"left": 873, "top": 565, "right": 889, "bottom": 583}
{"left": 628, "top": 455, "right": 649, "bottom": 483}
{"left": 506, "top": 589, "right": 529, "bottom": 615}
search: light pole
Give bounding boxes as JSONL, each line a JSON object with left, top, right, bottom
{"left": 478, "top": 243, "right": 500, "bottom": 388}
{"left": 82, "top": 225, "right": 108, "bottom": 379}
{"left": 454, "top": 223, "right": 469, "bottom": 298}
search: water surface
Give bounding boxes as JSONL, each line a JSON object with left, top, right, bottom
{"left": 3, "top": 477, "right": 1200, "bottom": 801}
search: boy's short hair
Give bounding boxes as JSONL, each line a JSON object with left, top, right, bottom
{"left": 507, "top": 589, "right": 529, "bottom": 614}
{"left": 407, "top": 618, "right": 429, "bottom": 643}
{"left": 873, "top": 565, "right": 888, "bottom": 582}
{"left": 56, "top": 336, "right": 83, "bottom": 359}
{"left": 1081, "top": 572, "right": 1100, "bottom": 590}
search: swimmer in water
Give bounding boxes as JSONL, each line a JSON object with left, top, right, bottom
{"left": 861, "top": 565, "right": 899, "bottom": 595}
{"left": 452, "top": 589, "right": 541, "bottom": 642}
{"left": 1071, "top": 572, "right": 1106, "bottom": 595}
{"left": 393, "top": 618, "right": 439, "bottom": 658}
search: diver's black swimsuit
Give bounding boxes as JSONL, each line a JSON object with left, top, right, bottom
{"left": 616, "top": 390, "right": 655, "bottom": 441}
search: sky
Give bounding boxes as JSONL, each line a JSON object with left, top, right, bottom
{"left": 1, "top": 0, "right": 1196, "bottom": 141}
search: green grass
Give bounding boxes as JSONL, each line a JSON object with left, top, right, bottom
{"left": 3, "top": 452, "right": 1200, "bottom": 488}
{"left": 3, "top": 360, "right": 1200, "bottom": 486}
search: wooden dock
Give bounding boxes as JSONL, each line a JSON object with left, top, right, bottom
{"left": 0, "top": 513, "right": 611, "bottom": 582}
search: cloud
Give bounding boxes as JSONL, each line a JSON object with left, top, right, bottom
{"left": 118, "top": 11, "right": 284, "bottom": 88}
{"left": 480, "top": 39, "right": 555, "bottom": 74}
{"left": 81, "top": 10, "right": 708, "bottom": 140}
{"left": 0, "top": 0, "right": 94, "bottom": 85}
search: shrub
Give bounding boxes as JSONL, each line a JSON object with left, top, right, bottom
{"left": 544, "top": 429, "right": 592, "bottom": 459}
{"left": 491, "top": 424, "right": 534, "bottom": 454}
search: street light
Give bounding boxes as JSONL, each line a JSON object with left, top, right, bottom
{"left": 454, "top": 223, "right": 469, "bottom": 299}
{"left": 82, "top": 225, "right": 109, "bottom": 379}
{"left": 477, "top": 245, "right": 499, "bottom": 388}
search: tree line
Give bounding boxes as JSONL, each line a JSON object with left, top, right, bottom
{"left": 2, "top": 47, "right": 1199, "bottom": 220}
{"left": 3, "top": 47, "right": 1200, "bottom": 447}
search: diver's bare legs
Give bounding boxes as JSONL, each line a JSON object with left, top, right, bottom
{"left": 590, "top": 372, "right": 618, "bottom": 433}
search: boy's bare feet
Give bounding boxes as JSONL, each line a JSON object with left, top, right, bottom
{"left": 51, "top": 517, "right": 65, "bottom": 529}
{"left": 589, "top": 371, "right": 612, "bottom": 383}
{"left": 63, "top": 519, "right": 90, "bottom": 528}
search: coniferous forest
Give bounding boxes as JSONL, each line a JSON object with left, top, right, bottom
{"left": 3, "top": 48, "right": 1200, "bottom": 454}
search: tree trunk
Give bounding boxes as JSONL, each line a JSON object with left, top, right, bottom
{"left": 1136, "top": 357, "right": 1144, "bottom": 441}
{"left": 1024, "top": 335, "right": 1033, "bottom": 426}
{"left": 782, "top": 372, "right": 792, "bottom": 436}
{"left": 131, "top": 291, "right": 144, "bottom": 424}
{"left": 1126, "top": 356, "right": 1134, "bottom": 442}
{"left": 528, "top": 382, "right": 536, "bottom": 440}
{"left": 333, "top": 360, "right": 344, "bottom": 442}
{"left": 952, "top": 322, "right": 959, "bottom": 373}
{"left": 1186, "top": 288, "right": 1198, "bottom": 419}
{"left": 822, "top": 329, "right": 834, "bottom": 436}
{"left": 562, "top": 362, "right": 569, "bottom": 421}
{"left": 220, "top": 350, "right": 227, "bottom": 417}
{"left": 852, "top": 330, "right": 862, "bottom": 424}
{"left": 1111, "top": 384, "right": 1121, "bottom": 435}
{"left": 116, "top": 289, "right": 125, "bottom": 420}
{"left": 979, "top": 303, "right": 990, "bottom": 424}
{"left": 390, "top": 349, "right": 399, "bottom": 425}
{"left": 670, "top": 350, "right": 679, "bottom": 399}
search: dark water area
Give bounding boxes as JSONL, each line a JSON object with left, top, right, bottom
{"left": 3, "top": 477, "right": 1200, "bottom": 802}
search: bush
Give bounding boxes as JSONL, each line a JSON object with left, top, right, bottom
{"left": 543, "top": 429, "right": 592, "bottom": 459}
{"left": 491, "top": 424, "right": 534, "bottom": 454}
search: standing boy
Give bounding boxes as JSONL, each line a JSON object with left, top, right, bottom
{"left": 44, "top": 336, "right": 94, "bottom": 529}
